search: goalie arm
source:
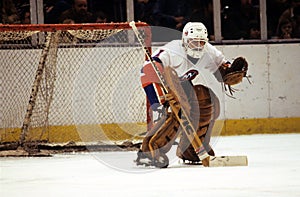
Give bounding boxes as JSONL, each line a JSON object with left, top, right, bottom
{"left": 141, "top": 61, "right": 167, "bottom": 112}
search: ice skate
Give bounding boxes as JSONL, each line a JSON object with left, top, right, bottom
{"left": 135, "top": 149, "right": 169, "bottom": 168}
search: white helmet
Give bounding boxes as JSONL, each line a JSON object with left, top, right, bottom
{"left": 182, "top": 22, "right": 208, "bottom": 58}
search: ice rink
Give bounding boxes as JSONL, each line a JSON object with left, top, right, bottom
{"left": 1, "top": 133, "right": 300, "bottom": 197}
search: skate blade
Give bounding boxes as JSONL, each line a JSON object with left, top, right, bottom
{"left": 134, "top": 158, "right": 153, "bottom": 167}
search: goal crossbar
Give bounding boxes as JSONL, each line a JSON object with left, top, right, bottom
{"left": 0, "top": 22, "right": 149, "bottom": 31}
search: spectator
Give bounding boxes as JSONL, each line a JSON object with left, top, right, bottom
{"left": 292, "top": 5, "right": 300, "bottom": 38}
{"left": 276, "top": 0, "right": 300, "bottom": 38}
{"left": 20, "top": 5, "right": 30, "bottom": 24}
{"left": 247, "top": 20, "right": 261, "bottom": 39}
{"left": 1, "top": 0, "right": 21, "bottom": 24}
{"left": 276, "top": 18, "right": 294, "bottom": 39}
{"left": 89, "top": 1, "right": 120, "bottom": 22}
{"left": 59, "top": 0, "right": 95, "bottom": 23}
{"left": 45, "top": 0, "right": 72, "bottom": 24}
{"left": 267, "top": 0, "right": 290, "bottom": 38}
{"left": 134, "top": 0, "right": 156, "bottom": 25}
{"left": 152, "top": 0, "right": 192, "bottom": 31}
{"left": 221, "top": 0, "right": 259, "bottom": 39}
{"left": 94, "top": 11, "right": 107, "bottom": 23}
{"left": 15, "top": 0, "right": 30, "bottom": 20}
{"left": 277, "top": 0, "right": 300, "bottom": 25}
{"left": 62, "top": 19, "right": 75, "bottom": 24}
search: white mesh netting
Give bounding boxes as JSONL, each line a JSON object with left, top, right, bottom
{"left": 0, "top": 23, "right": 150, "bottom": 146}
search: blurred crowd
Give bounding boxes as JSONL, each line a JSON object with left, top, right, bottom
{"left": 1, "top": 0, "right": 300, "bottom": 39}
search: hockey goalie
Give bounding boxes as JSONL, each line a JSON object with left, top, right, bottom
{"left": 135, "top": 22, "right": 248, "bottom": 168}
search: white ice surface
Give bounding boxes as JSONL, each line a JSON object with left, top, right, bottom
{"left": 1, "top": 134, "right": 300, "bottom": 197}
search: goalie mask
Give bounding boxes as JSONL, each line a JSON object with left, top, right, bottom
{"left": 182, "top": 22, "right": 208, "bottom": 58}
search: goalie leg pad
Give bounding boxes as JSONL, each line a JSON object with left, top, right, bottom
{"left": 136, "top": 112, "right": 180, "bottom": 167}
{"left": 176, "top": 85, "right": 219, "bottom": 162}
{"left": 176, "top": 125, "right": 215, "bottom": 162}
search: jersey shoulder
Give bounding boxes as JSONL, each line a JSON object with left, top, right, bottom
{"left": 160, "top": 40, "right": 185, "bottom": 56}
{"left": 205, "top": 42, "right": 221, "bottom": 53}
{"left": 152, "top": 40, "right": 186, "bottom": 68}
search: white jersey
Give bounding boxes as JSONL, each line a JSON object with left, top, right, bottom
{"left": 151, "top": 40, "right": 226, "bottom": 85}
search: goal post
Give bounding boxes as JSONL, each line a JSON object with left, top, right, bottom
{"left": 0, "top": 22, "right": 152, "bottom": 151}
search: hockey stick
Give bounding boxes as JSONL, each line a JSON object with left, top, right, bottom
{"left": 129, "top": 21, "right": 211, "bottom": 166}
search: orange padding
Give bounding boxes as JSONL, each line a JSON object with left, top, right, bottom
{"left": 141, "top": 61, "right": 164, "bottom": 88}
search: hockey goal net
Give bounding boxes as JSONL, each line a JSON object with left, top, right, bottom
{"left": 0, "top": 23, "right": 151, "bottom": 154}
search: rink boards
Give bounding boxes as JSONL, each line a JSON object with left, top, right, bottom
{"left": 0, "top": 43, "right": 299, "bottom": 143}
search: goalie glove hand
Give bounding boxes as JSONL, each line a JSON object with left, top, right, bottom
{"left": 214, "top": 57, "right": 250, "bottom": 97}
{"left": 216, "top": 57, "right": 248, "bottom": 85}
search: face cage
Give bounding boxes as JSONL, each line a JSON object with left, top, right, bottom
{"left": 187, "top": 39, "right": 206, "bottom": 50}
{"left": 184, "top": 38, "right": 206, "bottom": 58}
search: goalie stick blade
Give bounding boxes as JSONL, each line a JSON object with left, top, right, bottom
{"left": 209, "top": 156, "right": 248, "bottom": 167}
